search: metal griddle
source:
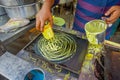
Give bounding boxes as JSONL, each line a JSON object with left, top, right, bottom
{"left": 23, "top": 27, "right": 88, "bottom": 77}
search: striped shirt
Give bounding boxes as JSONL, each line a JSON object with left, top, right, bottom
{"left": 54, "top": 0, "right": 120, "bottom": 39}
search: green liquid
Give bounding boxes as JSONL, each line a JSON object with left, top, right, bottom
{"left": 85, "top": 20, "right": 107, "bottom": 33}
{"left": 86, "top": 26, "right": 105, "bottom": 33}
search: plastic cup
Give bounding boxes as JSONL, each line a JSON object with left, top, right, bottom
{"left": 85, "top": 20, "right": 107, "bottom": 44}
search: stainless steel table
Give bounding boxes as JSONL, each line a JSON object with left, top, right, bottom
{"left": 0, "top": 20, "right": 35, "bottom": 45}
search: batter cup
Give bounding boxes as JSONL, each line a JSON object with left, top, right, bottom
{"left": 85, "top": 20, "right": 107, "bottom": 44}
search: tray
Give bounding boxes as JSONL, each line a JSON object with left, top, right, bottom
{"left": 23, "top": 29, "right": 89, "bottom": 77}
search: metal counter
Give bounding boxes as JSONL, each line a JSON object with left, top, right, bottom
{"left": 0, "top": 20, "right": 35, "bottom": 45}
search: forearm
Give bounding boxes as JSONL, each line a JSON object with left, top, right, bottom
{"left": 42, "top": 0, "right": 55, "bottom": 10}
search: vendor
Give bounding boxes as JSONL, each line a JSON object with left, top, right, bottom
{"left": 36, "top": 0, "right": 120, "bottom": 40}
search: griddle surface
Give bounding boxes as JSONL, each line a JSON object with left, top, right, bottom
{"left": 24, "top": 30, "right": 88, "bottom": 75}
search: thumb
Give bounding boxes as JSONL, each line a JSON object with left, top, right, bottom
{"left": 105, "top": 7, "right": 115, "bottom": 16}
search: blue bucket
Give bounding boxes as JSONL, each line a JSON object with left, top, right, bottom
{"left": 24, "top": 69, "right": 44, "bottom": 80}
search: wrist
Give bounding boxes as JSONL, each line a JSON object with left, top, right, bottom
{"left": 43, "top": 0, "right": 54, "bottom": 10}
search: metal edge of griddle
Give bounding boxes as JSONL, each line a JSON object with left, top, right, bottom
{"left": 104, "top": 40, "right": 120, "bottom": 51}
{"left": 53, "top": 25, "right": 86, "bottom": 39}
{"left": 16, "top": 32, "right": 41, "bottom": 56}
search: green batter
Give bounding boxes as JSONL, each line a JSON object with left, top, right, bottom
{"left": 85, "top": 20, "right": 107, "bottom": 33}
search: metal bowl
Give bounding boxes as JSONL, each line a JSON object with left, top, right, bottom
{"left": 0, "top": 7, "right": 6, "bottom": 15}
{"left": 0, "top": 0, "right": 18, "bottom": 6}
{"left": 0, "top": 0, "right": 40, "bottom": 6}
{"left": 0, "top": 1, "right": 41, "bottom": 19}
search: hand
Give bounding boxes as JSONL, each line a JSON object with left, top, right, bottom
{"left": 36, "top": 4, "right": 53, "bottom": 31}
{"left": 105, "top": 6, "right": 120, "bottom": 24}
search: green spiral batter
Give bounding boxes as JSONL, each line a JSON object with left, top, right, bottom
{"left": 37, "top": 32, "right": 77, "bottom": 62}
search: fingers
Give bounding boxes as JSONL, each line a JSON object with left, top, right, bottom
{"left": 40, "top": 20, "right": 45, "bottom": 32}
{"left": 106, "top": 14, "right": 117, "bottom": 24}
{"left": 105, "top": 7, "right": 115, "bottom": 16}
{"left": 106, "top": 10, "right": 120, "bottom": 24}
{"left": 36, "top": 17, "right": 40, "bottom": 30}
{"left": 104, "top": 6, "right": 115, "bottom": 24}
{"left": 35, "top": 11, "right": 53, "bottom": 31}
{"left": 104, "top": 6, "right": 120, "bottom": 24}
{"left": 36, "top": 15, "right": 45, "bottom": 32}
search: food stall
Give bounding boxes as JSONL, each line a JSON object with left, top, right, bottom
{"left": 0, "top": 0, "right": 120, "bottom": 80}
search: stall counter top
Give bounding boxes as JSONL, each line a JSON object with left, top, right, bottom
{"left": 0, "top": 52, "right": 36, "bottom": 80}
{"left": 0, "top": 52, "right": 67, "bottom": 80}
{"left": 0, "top": 20, "right": 35, "bottom": 45}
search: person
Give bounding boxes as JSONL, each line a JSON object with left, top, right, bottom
{"left": 36, "top": 0, "right": 120, "bottom": 40}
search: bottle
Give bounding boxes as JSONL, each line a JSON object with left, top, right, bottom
{"left": 42, "top": 22, "right": 54, "bottom": 40}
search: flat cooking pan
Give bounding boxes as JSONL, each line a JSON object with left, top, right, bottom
{"left": 33, "top": 30, "right": 88, "bottom": 67}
